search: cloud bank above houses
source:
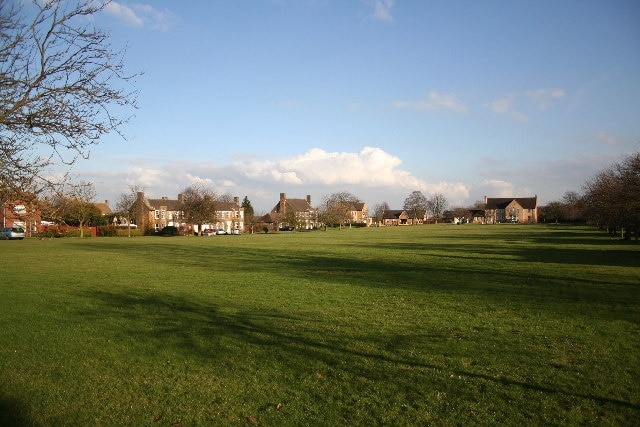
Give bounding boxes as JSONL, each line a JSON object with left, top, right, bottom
{"left": 82, "top": 146, "right": 474, "bottom": 212}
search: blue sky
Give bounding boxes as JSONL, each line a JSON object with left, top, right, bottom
{"left": 72, "top": 0, "right": 639, "bottom": 213}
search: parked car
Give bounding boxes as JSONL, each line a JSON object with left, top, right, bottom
{"left": 0, "top": 226, "right": 26, "bottom": 240}
{"left": 215, "top": 229, "right": 227, "bottom": 235}
{"left": 202, "top": 229, "right": 216, "bottom": 236}
{"left": 279, "top": 225, "right": 294, "bottom": 231}
{"left": 230, "top": 228, "right": 240, "bottom": 235}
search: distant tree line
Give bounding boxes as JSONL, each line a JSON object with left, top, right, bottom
{"left": 540, "top": 151, "right": 639, "bottom": 240}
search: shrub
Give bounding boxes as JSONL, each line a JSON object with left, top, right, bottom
{"left": 37, "top": 228, "right": 64, "bottom": 238}
{"left": 158, "top": 226, "right": 179, "bottom": 236}
{"left": 97, "top": 225, "right": 117, "bottom": 237}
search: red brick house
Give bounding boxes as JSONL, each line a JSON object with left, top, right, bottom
{"left": 262, "top": 193, "right": 318, "bottom": 230}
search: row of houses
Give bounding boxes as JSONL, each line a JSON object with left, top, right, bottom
{"left": 1, "top": 192, "right": 539, "bottom": 234}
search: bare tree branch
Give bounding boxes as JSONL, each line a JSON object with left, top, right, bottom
{"left": 1, "top": 0, "right": 140, "bottom": 203}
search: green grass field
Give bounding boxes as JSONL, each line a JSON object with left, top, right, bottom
{"left": 1, "top": 224, "right": 638, "bottom": 426}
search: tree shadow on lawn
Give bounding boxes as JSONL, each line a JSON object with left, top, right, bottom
{"left": 0, "top": 395, "right": 32, "bottom": 427}
{"left": 77, "top": 289, "right": 640, "bottom": 414}
{"left": 357, "top": 239, "right": 640, "bottom": 268}
{"left": 248, "top": 246, "right": 639, "bottom": 318}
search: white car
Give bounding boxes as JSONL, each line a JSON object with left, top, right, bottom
{"left": 0, "top": 226, "right": 26, "bottom": 240}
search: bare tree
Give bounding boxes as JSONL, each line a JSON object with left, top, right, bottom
{"left": 318, "top": 191, "right": 360, "bottom": 229}
{"left": 180, "top": 184, "right": 217, "bottom": 235}
{"left": 0, "top": 0, "right": 139, "bottom": 204}
{"left": 49, "top": 181, "right": 96, "bottom": 238}
{"left": 403, "top": 191, "right": 428, "bottom": 225}
{"left": 372, "top": 202, "right": 390, "bottom": 226}
{"left": 562, "top": 191, "right": 584, "bottom": 223}
{"left": 583, "top": 152, "right": 640, "bottom": 239}
{"left": 116, "top": 185, "right": 142, "bottom": 237}
{"left": 428, "top": 193, "right": 448, "bottom": 222}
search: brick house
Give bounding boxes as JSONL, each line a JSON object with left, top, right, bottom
{"left": 381, "top": 210, "right": 410, "bottom": 226}
{"left": 347, "top": 202, "right": 370, "bottom": 226}
{"left": 262, "top": 193, "right": 318, "bottom": 230}
{"left": 213, "top": 199, "right": 245, "bottom": 233}
{"left": 1, "top": 200, "right": 41, "bottom": 234}
{"left": 131, "top": 192, "right": 244, "bottom": 234}
{"left": 484, "top": 196, "right": 538, "bottom": 223}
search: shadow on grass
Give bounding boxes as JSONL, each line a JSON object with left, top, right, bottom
{"left": 77, "top": 237, "right": 639, "bottom": 324}
{"left": 78, "top": 289, "right": 640, "bottom": 414}
{"left": 0, "top": 396, "right": 32, "bottom": 427}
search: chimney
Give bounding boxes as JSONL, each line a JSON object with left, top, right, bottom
{"left": 234, "top": 196, "right": 239, "bottom": 205}
{"left": 178, "top": 193, "right": 185, "bottom": 202}
{"left": 307, "top": 195, "right": 311, "bottom": 205}
{"left": 280, "top": 193, "right": 286, "bottom": 214}
{"left": 105, "top": 200, "right": 109, "bottom": 205}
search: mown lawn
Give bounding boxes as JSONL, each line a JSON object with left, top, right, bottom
{"left": 0, "top": 224, "right": 638, "bottom": 425}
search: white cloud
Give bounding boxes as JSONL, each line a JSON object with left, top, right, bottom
{"left": 104, "top": 2, "right": 178, "bottom": 30}
{"left": 83, "top": 147, "right": 471, "bottom": 212}
{"left": 104, "top": 2, "right": 143, "bottom": 27}
{"left": 525, "top": 88, "right": 566, "bottom": 110}
{"left": 394, "top": 91, "right": 468, "bottom": 113}
{"left": 597, "top": 130, "right": 617, "bottom": 145}
{"left": 240, "top": 147, "right": 424, "bottom": 188}
{"left": 366, "top": 0, "right": 395, "bottom": 22}
{"left": 472, "top": 179, "right": 516, "bottom": 199}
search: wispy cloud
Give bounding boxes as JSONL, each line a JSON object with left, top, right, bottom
{"left": 484, "top": 94, "right": 527, "bottom": 121}
{"left": 394, "top": 91, "right": 468, "bottom": 113}
{"left": 597, "top": 130, "right": 617, "bottom": 145}
{"left": 525, "top": 88, "right": 566, "bottom": 110}
{"left": 485, "top": 88, "right": 566, "bottom": 120}
{"left": 484, "top": 94, "right": 514, "bottom": 114}
{"left": 104, "top": 2, "right": 178, "bottom": 30}
{"left": 365, "top": 0, "right": 395, "bottom": 22}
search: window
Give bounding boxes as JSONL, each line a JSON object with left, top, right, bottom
{"left": 161, "top": 210, "right": 166, "bottom": 219}
{"left": 155, "top": 210, "right": 160, "bottom": 219}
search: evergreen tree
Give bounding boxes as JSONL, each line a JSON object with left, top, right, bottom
{"left": 241, "top": 196, "right": 254, "bottom": 223}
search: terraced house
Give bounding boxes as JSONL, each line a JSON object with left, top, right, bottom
{"left": 131, "top": 192, "right": 244, "bottom": 234}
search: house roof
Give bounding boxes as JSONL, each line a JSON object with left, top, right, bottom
{"left": 271, "top": 197, "right": 316, "bottom": 214}
{"left": 147, "top": 198, "right": 182, "bottom": 211}
{"left": 144, "top": 196, "right": 240, "bottom": 212}
{"left": 260, "top": 212, "right": 281, "bottom": 223}
{"left": 382, "top": 210, "right": 407, "bottom": 219}
{"left": 216, "top": 201, "right": 241, "bottom": 211}
{"left": 349, "top": 202, "right": 366, "bottom": 211}
{"left": 485, "top": 197, "right": 537, "bottom": 210}
{"left": 93, "top": 202, "right": 112, "bottom": 215}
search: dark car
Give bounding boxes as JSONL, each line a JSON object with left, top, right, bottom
{"left": 279, "top": 225, "right": 295, "bottom": 231}
{"left": 0, "top": 226, "right": 26, "bottom": 240}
